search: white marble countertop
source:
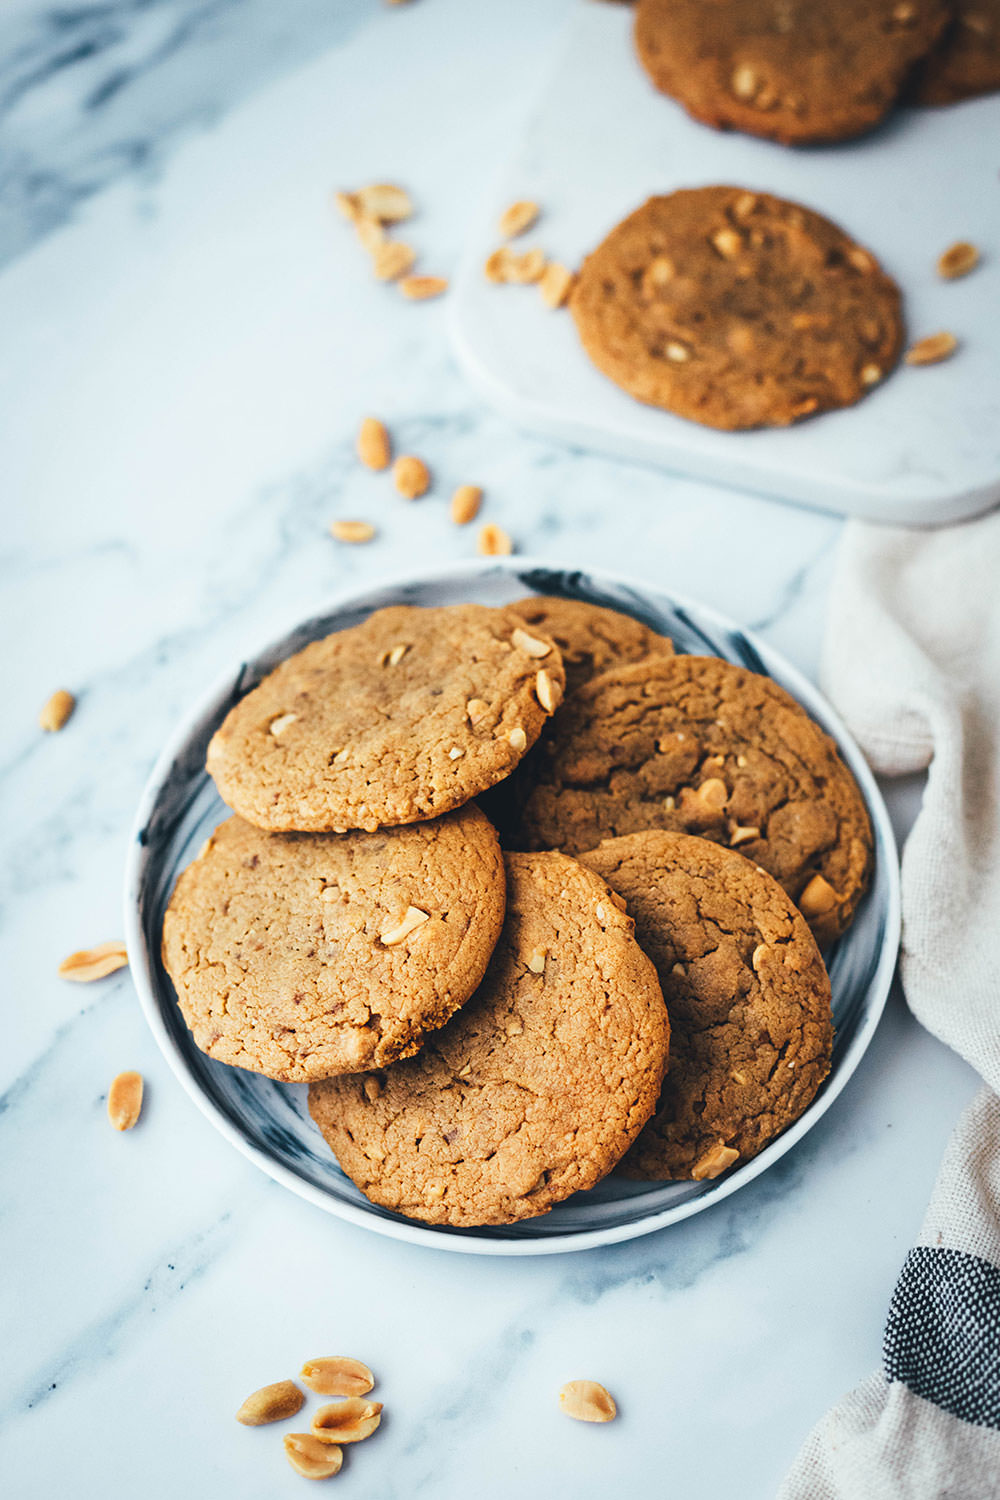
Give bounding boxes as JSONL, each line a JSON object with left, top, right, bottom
{"left": 0, "top": 2, "right": 980, "bottom": 1496}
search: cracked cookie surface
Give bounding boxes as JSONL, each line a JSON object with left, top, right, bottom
{"left": 910, "top": 0, "right": 1000, "bottom": 103}
{"left": 581, "top": 831, "right": 832, "bottom": 1179}
{"left": 161, "top": 806, "right": 506, "bottom": 1082}
{"left": 206, "top": 604, "right": 565, "bottom": 832}
{"left": 508, "top": 595, "right": 674, "bottom": 695}
{"left": 635, "top": 0, "right": 950, "bottom": 144}
{"left": 569, "top": 188, "right": 903, "bottom": 431}
{"left": 309, "top": 850, "right": 669, "bottom": 1226}
{"left": 501, "top": 654, "right": 873, "bottom": 945}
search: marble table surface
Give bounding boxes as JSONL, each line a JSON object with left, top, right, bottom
{"left": 0, "top": 2, "right": 980, "bottom": 1496}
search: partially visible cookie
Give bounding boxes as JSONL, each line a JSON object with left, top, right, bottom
{"left": 634, "top": 0, "right": 951, "bottom": 144}
{"left": 911, "top": 0, "right": 1000, "bottom": 103}
{"left": 206, "top": 605, "right": 565, "bottom": 832}
{"left": 502, "top": 654, "right": 873, "bottom": 946}
{"left": 309, "top": 850, "right": 669, "bottom": 1226}
{"left": 161, "top": 806, "right": 506, "bottom": 1081}
{"left": 569, "top": 188, "right": 904, "bottom": 431}
{"left": 580, "top": 831, "right": 832, "bottom": 1180}
{"left": 508, "top": 595, "right": 674, "bottom": 695}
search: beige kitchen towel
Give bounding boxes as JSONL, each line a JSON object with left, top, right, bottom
{"left": 779, "top": 511, "right": 1000, "bottom": 1500}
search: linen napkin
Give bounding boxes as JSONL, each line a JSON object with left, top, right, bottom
{"left": 779, "top": 511, "right": 1000, "bottom": 1499}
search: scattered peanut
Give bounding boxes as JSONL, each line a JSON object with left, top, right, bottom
{"left": 107, "top": 1071, "right": 143, "bottom": 1132}
{"left": 484, "top": 247, "right": 546, "bottom": 284}
{"left": 539, "top": 262, "right": 575, "bottom": 309}
{"left": 357, "top": 417, "right": 391, "bottom": 471}
{"left": 373, "top": 241, "right": 416, "bottom": 282}
{"left": 905, "top": 331, "right": 958, "bottom": 366}
{"left": 300, "top": 1356, "right": 375, "bottom": 1398}
{"left": 58, "top": 941, "right": 129, "bottom": 983}
{"left": 937, "top": 241, "right": 979, "bottom": 280}
{"left": 39, "top": 688, "right": 76, "bottom": 732}
{"left": 235, "top": 1380, "right": 305, "bottom": 1426}
{"left": 354, "top": 214, "right": 385, "bottom": 253}
{"left": 311, "top": 1398, "right": 383, "bottom": 1445}
{"left": 356, "top": 183, "right": 413, "bottom": 223}
{"left": 392, "top": 455, "right": 431, "bottom": 499}
{"left": 450, "top": 485, "right": 483, "bottom": 525}
{"left": 477, "top": 523, "right": 512, "bottom": 556}
{"left": 499, "top": 200, "right": 540, "bottom": 239}
{"left": 558, "top": 1381, "right": 617, "bottom": 1423}
{"left": 399, "top": 275, "right": 448, "bottom": 300}
{"left": 330, "top": 520, "right": 377, "bottom": 544}
{"left": 284, "top": 1433, "right": 343, "bottom": 1480}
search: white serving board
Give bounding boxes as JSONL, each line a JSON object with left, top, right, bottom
{"left": 449, "top": 4, "right": 1000, "bottom": 524}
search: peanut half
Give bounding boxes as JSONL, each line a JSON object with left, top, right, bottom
{"left": 936, "top": 241, "right": 979, "bottom": 280}
{"left": 905, "top": 331, "right": 958, "bottom": 366}
{"left": 59, "top": 941, "right": 128, "bottom": 983}
{"left": 692, "top": 1142, "right": 740, "bottom": 1180}
{"left": 499, "top": 199, "right": 540, "bottom": 239}
{"left": 284, "top": 1433, "right": 343, "bottom": 1480}
{"left": 392, "top": 455, "right": 430, "bottom": 499}
{"left": 39, "top": 688, "right": 76, "bottom": 732}
{"left": 356, "top": 183, "right": 413, "bottom": 224}
{"left": 399, "top": 275, "right": 448, "bottom": 301}
{"left": 372, "top": 241, "right": 416, "bottom": 282}
{"left": 357, "top": 417, "right": 391, "bottom": 471}
{"left": 539, "top": 262, "right": 575, "bottom": 309}
{"left": 107, "top": 1071, "right": 143, "bottom": 1131}
{"left": 477, "top": 523, "right": 512, "bottom": 556}
{"left": 450, "top": 485, "right": 483, "bottom": 525}
{"left": 330, "top": 520, "right": 376, "bottom": 544}
{"left": 311, "top": 1398, "right": 383, "bottom": 1445}
{"left": 235, "top": 1379, "right": 304, "bottom": 1426}
{"left": 300, "top": 1356, "right": 375, "bottom": 1398}
{"left": 558, "top": 1380, "right": 617, "bottom": 1423}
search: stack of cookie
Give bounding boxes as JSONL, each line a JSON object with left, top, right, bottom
{"left": 634, "top": 0, "right": 998, "bottom": 145}
{"left": 163, "top": 596, "right": 872, "bottom": 1227}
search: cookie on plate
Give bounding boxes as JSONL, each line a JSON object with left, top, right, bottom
{"left": 910, "top": 0, "right": 1000, "bottom": 104}
{"left": 206, "top": 604, "right": 565, "bottom": 833}
{"left": 569, "top": 188, "right": 904, "bottom": 431}
{"left": 581, "top": 831, "right": 832, "bottom": 1180}
{"left": 509, "top": 595, "right": 674, "bottom": 695}
{"left": 502, "top": 654, "right": 873, "bottom": 946}
{"left": 309, "top": 850, "right": 669, "bottom": 1226}
{"left": 161, "top": 806, "right": 506, "bottom": 1081}
{"left": 634, "top": 0, "right": 951, "bottom": 144}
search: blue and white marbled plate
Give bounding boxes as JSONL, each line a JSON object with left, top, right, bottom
{"left": 124, "top": 559, "right": 900, "bottom": 1255}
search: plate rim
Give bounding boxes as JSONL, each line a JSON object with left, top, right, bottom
{"left": 123, "top": 555, "right": 901, "bottom": 1256}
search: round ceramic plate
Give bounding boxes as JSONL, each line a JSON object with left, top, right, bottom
{"left": 125, "top": 559, "right": 900, "bottom": 1255}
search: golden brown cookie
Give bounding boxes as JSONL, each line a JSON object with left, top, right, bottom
{"left": 501, "top": 654, "right": 873, "bottom": 946}
{"left": 309, "top": 851, "right": 669, "bottom": 1226}
{"left": 508, "top": 595, "right": 674, "bottom": 694}
{"left": 569, "top": 188, "right": 904, "bottom": 431}
{"left": 161, "top": 806, "right": 506, "bottom": 1081}
{"left": 911, "top": 0, "right": 1000, "bottom": 103}
{"left": 580, "top": 831, "right": 832, "bottom": 1180}
{"left": 634, "top": 0, "right": 951, "bottom": 144}
{"left": 206, "top": 605, "right": 565, "bottom": 833}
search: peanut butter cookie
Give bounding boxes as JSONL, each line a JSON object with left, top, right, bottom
{"left": 501, "top": 654, "right": 873, "bottom": 946}
{"left": 509, "top": 595, "right": 674, "bottom": 694}
{"left": 569, "top": 188, "right": 904, "bottom": 431}
{"left": 162, "top": 806, "right": 505, "bottom": 1081}
{"left": 635, "top": 0, "right": 951, "bottom": 144}
{"left": 309, "top": 851, "right": 669, "bottom": 1226}
{"left": 911, "top": 0, "right": 1000, "bottom": 103}
{"left": 581, "top": 831, "right": 832, "bottom": 1180}
{"left": 206, "top": 605, "right": 565, "bottom": 832}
